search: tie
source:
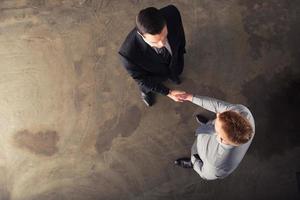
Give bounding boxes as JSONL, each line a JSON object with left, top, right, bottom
{"left": 157, "top": 47, "right": 171, "bottom": 64}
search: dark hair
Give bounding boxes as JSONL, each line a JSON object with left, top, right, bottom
{"left": 219, "top": 111, "right": 253, "bottom": 145}
{"left": 136, "top": 7, "right": 166, "bottom": 35}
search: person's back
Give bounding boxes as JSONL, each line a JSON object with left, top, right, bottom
{"left": 175, "top": 94, "right": 255, "bottom": 180}
{"left": 195, "top": 104, "right": 255, "bottom": 179}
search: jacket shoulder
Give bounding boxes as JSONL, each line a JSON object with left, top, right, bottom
{"left": 119, "top": 28, "right": 141, "bottom": 58}
{"left": 160, "top": 5, "right": 181, "bottom": 21}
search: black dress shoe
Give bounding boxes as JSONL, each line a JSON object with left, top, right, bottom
{"left": 141, "top": 92, "right": 154, "bottom": 107}
{"left": 174, "top": 157, "right": 193, "bottom": 168}
{"left": 169, "top": 76, "right": 181, "bottom": 85}
{"left": 196, "top": 114, "right": 209, "bottom": 124}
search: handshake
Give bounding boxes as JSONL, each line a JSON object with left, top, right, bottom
{"left": 167, "top": 90, "right": 193, "bottom": 102}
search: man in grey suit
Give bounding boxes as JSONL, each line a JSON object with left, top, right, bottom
{"left": 174, "top": 93, "right": 255, "bottom": 180}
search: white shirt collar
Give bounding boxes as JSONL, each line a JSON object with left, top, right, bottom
{"left": 138, "top": 31, "right": 172, "bottom": 55}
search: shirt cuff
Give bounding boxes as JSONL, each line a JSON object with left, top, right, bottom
{"left": 191, "top": 95, "right": 195, "bottom": 102}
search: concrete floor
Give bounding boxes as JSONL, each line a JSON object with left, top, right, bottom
{"left": 0, "top": 0, "right": 299, "bottom": 199}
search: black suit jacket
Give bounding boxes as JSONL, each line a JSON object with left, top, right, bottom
{"left": 119, "top": 5, "right": 186, "bottom": 95}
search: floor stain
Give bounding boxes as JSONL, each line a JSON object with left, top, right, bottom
{"left": 114, "top": 105, "right": 141, "bottom": 137}
{"left": 95, "top": 117, "right": 117, "bottom": 154}
{"left": 14, "top": 130, "right": 59, "bottom": 156}
{"left": 73, "top": 86, "right": 87, "bottom": 112}
{"left": 95, "top": 105, "right": 141, "bottom": 154}
{"left": 74, "top": 60, "right": 82, "bottom": 77}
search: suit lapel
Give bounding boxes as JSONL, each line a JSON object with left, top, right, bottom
{"left": 135, "top": 30, "right": 178, "bottom": 71}
{"left": 136, "top": 32, "right": 168, "bottom": 64}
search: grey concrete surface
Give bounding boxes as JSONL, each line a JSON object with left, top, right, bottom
{"left": 0, "top": 0, "right": 299, "bottom": 199}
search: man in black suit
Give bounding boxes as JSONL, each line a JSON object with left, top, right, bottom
{"left": 119, "top": 5, "right": 186, "bottom": 106}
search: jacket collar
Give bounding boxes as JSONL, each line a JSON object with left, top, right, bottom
{"left": 216, "top": 134, "right": 234, "bottom": 149}
{"left": 135, "top": 30, "right": 170, "bottom": 64}
{"left": 136, "top": 30, "right": 148, "bottom": 52}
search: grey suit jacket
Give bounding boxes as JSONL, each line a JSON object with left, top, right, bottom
{"left": 190, "top": 96, "right": 255, "bottom": 180}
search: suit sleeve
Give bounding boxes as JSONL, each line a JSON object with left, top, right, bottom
{"left": 119, "top": 54, "right": 170, "bottom": 95}
{"left": 192, "top": 159, "right": 220, "bottom": 180}
{"left": 175, "top": 6, "right": 186, "bottom": 54}
{"left": 162, "top": 5, "right": 186, "bottom": 77}
{"left": 191, "top": 95, "right": 235, "bottom": 113}
{"left": 165, "top": 5, "right": 186, "bottom": 53}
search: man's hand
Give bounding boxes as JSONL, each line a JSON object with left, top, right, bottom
{"left": 167, "top": 90, "right": 186, "bottom": 102}
{"left": 175, "top": 93, "right": 193, "bottom": 102}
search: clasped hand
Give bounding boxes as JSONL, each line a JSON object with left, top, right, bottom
{"left": 167, "top": 90, "right": 193, "bottom": 102}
